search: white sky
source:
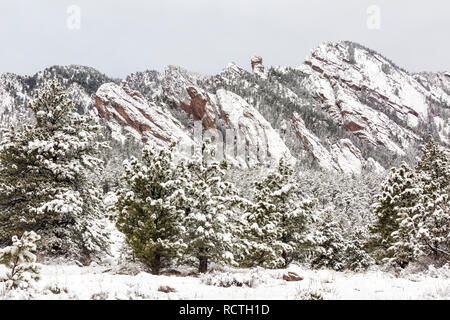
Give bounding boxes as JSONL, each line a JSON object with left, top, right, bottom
{"left": 0, "top": 0, "right": 449, "bottom": 78}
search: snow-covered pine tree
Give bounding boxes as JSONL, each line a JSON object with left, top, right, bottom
{"left": 369, "top": 162, "right": 421, "bottom": 266}
{"left": 181, "top": 141, "right": 242, "bottom": 273}
{"left": 372, "top": 139, "right": 450, "bottom": 267}
{"left": 241, "top": 157, "right": 315, "bottom": 268}
{"left": 0, "top": 81, "right": 108, "bottom": 260}
{"left": 415, "top": 194, "right": 450, "bottom": 260}
{"left": 311, "top": 211, "right": 347, "bottom": 271}
{"left": 0, "top": 231, "right": 41, "bottom": 290}
{"left": 345, "top": 229, "right": 374, "bottom": 272}
{"left": 115, "top": 144, "right": 187, "bottom": 274}
{"left": 416, "top": 136, "right": 450, "bottom": 191}
{"left": 311, "top": 209, "right": 373, "bottom": 271}
{"left": 414, "top": 137, "right": 450, "bottom": 260}
{"left": 387, "top": 205, "right": 423, "bottom": 266}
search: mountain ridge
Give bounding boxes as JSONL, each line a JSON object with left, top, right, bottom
{"left": 1, "top": 41, "right": 449, "bottom": 173}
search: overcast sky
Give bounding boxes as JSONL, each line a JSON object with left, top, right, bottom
{"left": 0, "top": 0, "right": 449, "bottom": 78}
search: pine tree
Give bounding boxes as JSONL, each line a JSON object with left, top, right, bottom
{"left": 389, "top": 138, "right": 450, "bottom": 264}
{"left": 415, "top": 194, "right": 450, "bottom": 259}
{"left": 416, "top": 136, "right": 450, "bottom": 191}
{"left": 180, "top": 141, "right": 242, "bottom": 273}
{"left": 414, "top": 137, "right": 450, "bottom": 260}
{"left": 311, "top": 211, "right": 373, "bottom": 271}
{"left": 0, "top": 81, "right": 108, "bottom": 260}
{"left": 387, "top": 205, "right": 423, "bottom": 266}
{"left": 115, "top": 144, "right": 187, "bottom": 274}
{"left": 371, "top": 139, "right": 450, "bottom": 266}
{"left": 241, "top": 158, "right": 315, "bottom": 268}
{"left": 311, "top": 211, "right": 347, "bottom": 271}
{"left": 345, "top": 229, "right": 374, "bottom": 272}
{"left": 369, "top": 162, "right": 421, "bottom": 266}
{"left": 0, "top": 231, "right": 41, "bottom": 290}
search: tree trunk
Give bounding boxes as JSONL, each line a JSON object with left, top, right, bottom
{"left": 199, "top": 257, "right": 208, "bottom": 273}
{"left": 151, "top": 254, "right": 161, "bottom": 275}
{"left": 282, "top": 251, "right": 289, "bottom": 268}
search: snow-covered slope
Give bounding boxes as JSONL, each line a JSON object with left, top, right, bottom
{"left": 288, "top": 113, "right": 382, "bottom": 174}
{"left": 214, "top": 89, "right": 292, "bottom": 167}
{"left": 413, "top": 72, "right": 450, "bottom": 108}
{"left": 0, "top": 73, "right": 31, "bottom": 130}
{"left": 0, "top": 65, "right": 116, "bottom": 131}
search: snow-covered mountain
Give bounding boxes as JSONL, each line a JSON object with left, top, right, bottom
{"left": 297, "top": 42, "right": 449, "bottom": 151}
{"left": 1, "top": 41, "right": 449, "bottom": 173}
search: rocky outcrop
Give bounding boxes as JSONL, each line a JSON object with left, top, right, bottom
{"left": 289, "top": 113, "right": 383, "bottom": 174}
{"left": 95, "top": 74, "right": 292, "bottom": 168}
{"left": 251, "top": 56, "right": 266, "bottom": 78}
{"left": 161, "top": 66, "right": 221, "bottom": 129}
{"left": 156, "top": 66, "right": 292, "bottom": 167}
{"left": 179, "top": 87, "right": 217, "bottom": 129}
{"left": 215, "top": 89, "right": 292, "bottom": 167}
{"left": 251, "top": 56, "right": 264, "bottom": 73}
{"left": 290, "top": 113, "right": 340, "bottom": 172}
{"left": 95, "top": 82, "right": 192, "bottom": 146}
{"left": 297, "top": 41, "right": 437, "bottom": 155}
{"left": 331, "top": 139, "right": 364, "bottom": 175}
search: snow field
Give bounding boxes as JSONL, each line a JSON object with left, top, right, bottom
{"left": 1, "top": 263, "right": 449, "bottom": 300}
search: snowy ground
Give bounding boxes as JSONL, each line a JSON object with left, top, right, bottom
{"left": 1, "top": 263, "right": 449, "bottom": 300}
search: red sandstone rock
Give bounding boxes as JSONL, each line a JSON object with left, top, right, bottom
{"left": 283, "top": 272, "right": 303, "bottom": 282}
